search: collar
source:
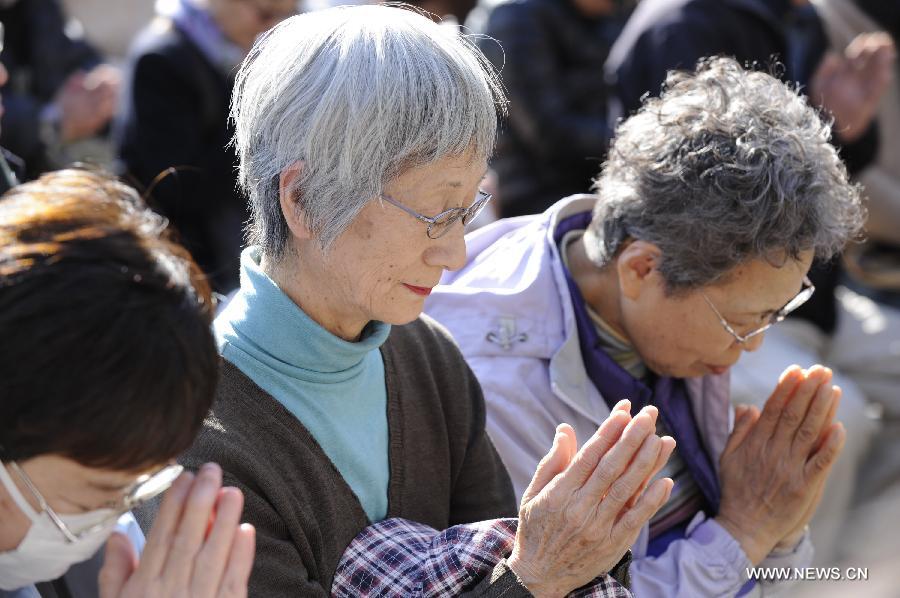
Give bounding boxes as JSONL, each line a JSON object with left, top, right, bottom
{"left": 215, "top": 247, "right": 391, "bottom": 378}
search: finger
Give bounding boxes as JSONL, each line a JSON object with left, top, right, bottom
{"left": 191, "top": 488, "right": 245, "bottom": 597}
{"left": 138, "top": 470, "right": 196, "bottom": 578}
{"left": 599, "top": 433, "right": 663, "bottom": 514}
{"left": 98, "top": 532, "right": 138, "bottom": 598}
{"left": 557, "top": 423, "right": 578, "bottom": 466}
{"left": 722, "top": 404, "right": 758, "bottom": 457}
{"left": 792, "top": 375, "right": 838, "bottom": 458}
{"left": 521, "top": 424, "right": 578, "bottom": 504}
{"left": 625, "top": 435, "right": 675, "bottom": 509}
{"left": 804, "top": 422, "right": 846, "bottom": 483}
{"left": 612, "top": 399, "right": 632, "bottom": 415}
{"left": 612, "top": 477, "right": 673, "bottom": 545}
{"left": 552, "top": 410, "right": 633, "bottom": 494}
{"left": 771, "top": 366, "right": 831, "bottom": 450}
{"left": 160, "top": 463, "right": 224, "bottom": 589}
{"left": 216, "top": 524, "right": 256, "bottom": 598}
{"left": 752, "top": 366, "right": 804, "bottom": 443}
{"left": 815, "top": 386, "right": 842, "bottom": 451}
{"left": 580, "top": 406, "right": 657, "bottom": 499}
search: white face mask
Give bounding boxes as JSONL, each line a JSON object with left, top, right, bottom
{"left": 0, "top": 463, "right": 119, "bottom": 591}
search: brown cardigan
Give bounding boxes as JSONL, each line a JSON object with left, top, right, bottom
{"left": 141, "top": 315, "right": 523, "bottom": 596}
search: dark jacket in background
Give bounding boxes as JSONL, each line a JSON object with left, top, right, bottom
{"left": 115, "top": 19, "right": 244, "bottom": 292}
{"left": 605, "top": 0, "right": 878, "bottom": 334}
{"left": 0, "top": 0, "right": 101, "bottom": 179}
{"left": 480, "top": 0, "right": 625, "bottom": 217}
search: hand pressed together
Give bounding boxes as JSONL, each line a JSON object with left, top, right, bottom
{"left": 507, "top": 401, "right": 676, "bottom": 597}
{"left": 99, "top": 463, "right": 255, "bottom": 598}
{"left": 716, "top": 365, "right": 845, "bottom": 565}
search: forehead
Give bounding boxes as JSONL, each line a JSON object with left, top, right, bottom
{"left": 392, "top": 153, "right": 486, "bottom": 186}
{"left": 707, "top": 252, "right": 814, "bottom": 313}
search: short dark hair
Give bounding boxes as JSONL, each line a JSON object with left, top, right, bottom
{"left": 0, "top": 168, "right": 218, "bottom": 471}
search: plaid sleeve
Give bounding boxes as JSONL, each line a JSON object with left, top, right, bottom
{"left": 331, "top": 518, "right": 633, "bottom": 598}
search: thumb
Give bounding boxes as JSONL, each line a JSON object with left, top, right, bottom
{"left": 98, "top": 531, "right": 137, "bottom": 598}
{"left": 521, "top": 424, "right": 575, "bottom": 505}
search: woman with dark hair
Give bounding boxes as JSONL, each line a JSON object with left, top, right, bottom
{"left": 0, "top": 168, "right": 254, "bottom": 597}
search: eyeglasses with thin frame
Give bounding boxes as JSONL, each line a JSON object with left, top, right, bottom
{"left": 381, "top": 189, "right": 493, "bottom": 239}
{"left": 701, "top": 275, "right": 815, "bottom": 344}
{"left": 5, "top": 461, "right": 183, "bottom": 543}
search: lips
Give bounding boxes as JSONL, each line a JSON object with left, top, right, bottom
{"left": 403, "top": 283, "right": 433, "bottom": 296}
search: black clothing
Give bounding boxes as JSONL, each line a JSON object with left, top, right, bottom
{"left": 480, "top": 0, "right": 625, "bottom": 217}
{"left": 0, "top": 0, "right": 101, "bottom": 178}
{"left": 115, "top": 19, "right": 244, "bottom": 292}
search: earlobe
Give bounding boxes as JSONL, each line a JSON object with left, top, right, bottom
{"left": 617, "top": 240, "right": 661, "bottom": 300}
{"left": 278, "top": 160, "right": 312, "bottom": 240}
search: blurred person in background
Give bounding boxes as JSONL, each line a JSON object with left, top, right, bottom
{"left": 0, "top": 168, "right": 255, "bottom": 597}
{"left": 0, "top": 23, "right": 24, "bottom": 195}
{"left": 115, "top": 0, "right": 297, "bottom": 293}
{"left": 605, "top": 0, "right": 896, "bottom": 565}
{"left": 0, "top": 0, "right": 120, "bottom": 179}
{"left": 426, "top": 57, "right": 862, "bottom": 597}
{"left": 139, "top": 7, "right": 686, "bottom": 596}
{"left": 477, "top": 0, "right": 629, "bottom": 218}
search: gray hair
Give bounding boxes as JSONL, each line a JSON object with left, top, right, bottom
{"left": 584, "top": 56, "right": 865, "bottom": 291}
{"left": 231, "top": 4, "right": 505, "bottom": 258}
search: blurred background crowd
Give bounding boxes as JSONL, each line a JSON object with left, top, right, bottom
{"left": 2, "top": 0, "right": 899, "bottom": 593}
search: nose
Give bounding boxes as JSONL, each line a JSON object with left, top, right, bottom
{"left": 424, "top": 224, "right": 468, "bottom": 272}
{"left": 741, "top": 331, "right": 766, "bottom": 353}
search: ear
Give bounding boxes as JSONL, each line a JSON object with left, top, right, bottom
{"left": 278, "top": 160, "right": 312, "bottom": 241}
{"left": 616, "top": 240, "right": 662, "bottom": 300}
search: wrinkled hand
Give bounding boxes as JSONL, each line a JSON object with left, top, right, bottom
{"left": 810, "top": 32, "right": 895, "bottom": 143}
{"left": 716, "top": 366, "right": 845, "bottom": 565}
{"left": 55, "top": 64, "right": 120, "bottom": 142}
{"left": 507, "top": 401, "right": 675, "bottom": 597}
{"left": 99, "top": 463, "right": 256, "bottom": 598}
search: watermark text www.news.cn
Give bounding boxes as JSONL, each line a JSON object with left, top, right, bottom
{"left": 746, "top": 567, "right": 869, "bottom": 582}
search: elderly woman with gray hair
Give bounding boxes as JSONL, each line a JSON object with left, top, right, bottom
{"left": 145, "top": 5, "right": 681, "bottom": 597}
{"left": 426, "top": 57, "right": 865, "bottom": 597}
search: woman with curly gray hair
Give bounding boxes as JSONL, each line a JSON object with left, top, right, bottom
{"left": 146, "top": 5, "right": 680, "bottom": 597}
{"left": 427, "top": 56, "right": 864, "bottom": 597}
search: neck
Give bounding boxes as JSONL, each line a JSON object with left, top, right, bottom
{"left": 261, "top": 249, "right": 368, "bottom": 342}
{"left": 566, "top": 236, "right": 630, "bottom": 339}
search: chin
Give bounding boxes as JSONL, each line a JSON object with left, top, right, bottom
{"left": 378, "top": 307, "right": 426, "bottom": 326}
{"left": 644, "top": 358, "right": 699, "bottom": 379}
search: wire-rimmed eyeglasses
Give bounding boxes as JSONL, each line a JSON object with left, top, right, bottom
{"left": 381, "top": 189, "right": 493, "bottom": 239}
{"left": 701, "top": 275, "right": 816, "bottom": 344}
{"left": 6, "top": 461, "right": 183, "bottom": 543}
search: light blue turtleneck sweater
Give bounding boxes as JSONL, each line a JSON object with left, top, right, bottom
{"left": 214, "top": 247, "right": 391, "bottom": 522}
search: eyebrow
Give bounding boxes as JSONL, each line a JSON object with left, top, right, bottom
{"left": 441, "top": 168, "right": 490, "bottom": 189}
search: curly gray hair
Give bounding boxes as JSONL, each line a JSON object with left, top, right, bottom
{"left": 584, "top": 56, "right": 865, "bottom": 291}
{"left": 231, "top": 4, "right": 505, "bottom": 259}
